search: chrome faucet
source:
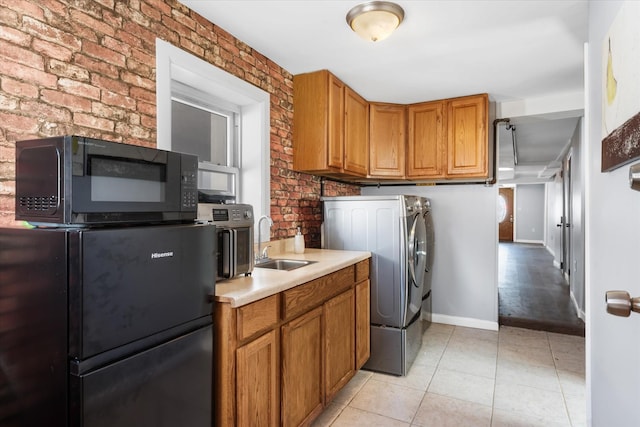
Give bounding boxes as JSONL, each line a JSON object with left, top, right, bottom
{"left": 256, "top": 215, "right": 273, "bottom": 262}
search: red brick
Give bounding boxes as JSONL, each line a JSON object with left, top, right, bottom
{"left": 0, "top": 112, "right": 39, "bottom": 133}
{"left": 101, "top": 90, "right": 136, "bottom": 110}
{"left": 39, "top": 0, "right": 71, "bottom": 18}
{"left": 22, "top": 16, "right": 81, "bottom": 51}
{"left": 58, "top": 78, "right": 101, "bottom": 100}
{"left": 82, "top": 40, "right": 126, "bottom": 67}
{"left": 74, "top": 112, "right": 115, "bottom": 132}
{"left": 0, "top": 26, "right": 31, "bottom": 46}
{"left": 41, "top": 89, "right": 91, "bottom": 112}
{"left": 34, "top": 38, "right": 74, "bottom": 62}
{"left": 74, "top": 54, "right": 120, "bottom": 78}
{"left": 69, "top": 8, "right": 117, "bottom": 37}
{"left": 91, "top": 74, "right": 129, "bottom": 96}
{"left": 0, "top": 39, "right": 44, "bottom": 69}
{"left": 0, "top": 0, "right": 44, "bottom": 20}
{"left": 21, "top": 99, "right": 72, "bottom": 123}
{"left": 102, "top": 35, "right": 131, "bottom": 57}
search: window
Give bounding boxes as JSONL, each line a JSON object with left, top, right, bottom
{"left": 170, "top": 81, "right": 239, "bottom": 200}
{"left": 155, "top": 39, "right": 271, "bottom": 231}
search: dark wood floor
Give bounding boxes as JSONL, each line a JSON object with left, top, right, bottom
{"left": 498, "top": 242, "right": 585, "bottom": 336}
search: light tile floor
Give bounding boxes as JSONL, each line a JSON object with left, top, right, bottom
{"left": 312, "top": 323, "right": 586, "bottom": 427}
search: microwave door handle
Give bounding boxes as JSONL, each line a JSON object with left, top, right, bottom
{"left": 229, "top": 229, "right": 238, "bottom": 278}
{"left": 221, "top": 229, "right": 232, "bottom": 278}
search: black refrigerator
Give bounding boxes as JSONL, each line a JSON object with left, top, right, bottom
{"left": 0, "top": 223, "right": 215, "bottom": 427}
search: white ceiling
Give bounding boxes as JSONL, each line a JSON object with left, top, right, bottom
{"left": 180, "top": 0, "right": 588, "bottom": 184}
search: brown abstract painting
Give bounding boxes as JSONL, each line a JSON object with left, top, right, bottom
{"left": 602, "top": 2, "right": 640, "bottom": 172}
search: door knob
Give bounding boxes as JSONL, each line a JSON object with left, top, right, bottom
{"left": 605, "top": 290, "right": 640, "bottom": 317}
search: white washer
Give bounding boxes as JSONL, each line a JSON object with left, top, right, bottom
{"left": 322, "top": 195, "right": 427, "bottom": 376}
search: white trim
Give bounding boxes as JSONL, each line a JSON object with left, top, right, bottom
{"left": 514, "top": 239, "right": 544, "bottom": 245}
{"left": 155, "top": 38, "right": 271, "bottom": 227}
{"left": 570, "top": 290, "right": 586, "bottom": 322}
{"left": 431, "top": 313, "right": 499, "bottom": 331}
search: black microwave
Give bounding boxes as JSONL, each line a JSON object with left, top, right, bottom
{"left": 15, "top": 135, "right": 198, "bottom": 226}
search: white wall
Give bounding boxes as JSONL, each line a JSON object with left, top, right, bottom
{"left": 362, "top": 184, "right": 498, "bottom": 330}
{"left": 587, "top": 1, "right": 640, "bottom": 425}
{"left": 514, "top": 184, "right": 545, "bottom": 243}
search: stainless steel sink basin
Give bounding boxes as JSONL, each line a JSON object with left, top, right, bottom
{"left": 255, "top": 258, "right": 316, "bottom": 271}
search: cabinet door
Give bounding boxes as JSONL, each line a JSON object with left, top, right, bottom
{"left": 344, "top": 87, "right": 369, "bottom": 176}
{"left": 293, "top": 70, "right": 343, "bottom": 173}
{"left": 446, "top": 94, "right": 488, "bottom": 177}
{"left": 407, "top": 101, "right": 445, "bottom": 178}
{"left": 369, "top": 103, "right": 406, "bottom": 177}
{"left": 328, "top": 73, "right": 345, "bottom": 170}
{"left": 324, "top": 290, "right": 355, "bottom": 402}
{"left": 355, "top": 279, "right": 370, "bottom": 370}
{"left": 281, "top": 307, "right": 323, "bottom": 427}
{"left": 236, "top": 330, "right": 279, "bottom": 427}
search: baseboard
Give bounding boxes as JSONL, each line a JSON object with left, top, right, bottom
{"left": 553, "top": 260, "right": 561, "bottom": 269}
{"left": 431, "top": 313, "right": 499, "bottom": 331}
{"left": 545, "top": 245, "right": 556, "bottom": 258}
{"left": 570, "top": 290, "right": 586, "bottom": 322}
{"left": 514, "top": 239, "right": 544, "bottom": 245}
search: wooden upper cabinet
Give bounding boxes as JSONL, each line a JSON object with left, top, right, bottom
{"left": 294, "top": 69, "right": 491, "bottom": 182}
{"left": 293, "top": 70, "right": 368, "bottom": 177}
{"left": 407, "top": 100, "right": 445, "bottom": 178}
{"left": 343, "top": 87, "right": 369, "bottom": 176}
{"left": 447, "top": 94, "right": 489, "bottom": 178}
{"left": 293, "top": 70, "right": 345, "bottom": 174}
{"left": 369, "top": 103, "right": 406, "bottom": 178}
{"left": 327, "top": 74, "right": 345, "bottom": 170}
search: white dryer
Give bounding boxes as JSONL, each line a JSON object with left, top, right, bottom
{"left": 322, "top": 195, "right": 428, "bottom": 376}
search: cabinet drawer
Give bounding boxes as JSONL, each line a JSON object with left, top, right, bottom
{"left": 237, "top": 295, "right": 279, "bottom": 342}
{"left": 355, "top": 258, "right": 370, "bottom": 283}
{"left": 283, "top": 266, "right": 354, "bottom": 320}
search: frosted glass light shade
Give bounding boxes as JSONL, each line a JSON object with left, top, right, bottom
{"left": 346, "top": 1, "right": 405, "bottom": 42}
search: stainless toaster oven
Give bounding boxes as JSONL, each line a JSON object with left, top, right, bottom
{"left": 198, "top": 203, "right": 254, "bottom": 280}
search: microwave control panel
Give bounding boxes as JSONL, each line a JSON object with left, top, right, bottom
{"left": 198, "top": 203, "right": 254, "bottom": 228}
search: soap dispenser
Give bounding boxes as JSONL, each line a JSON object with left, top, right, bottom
{"left": 294, "top": 226, "right": 305, "bottom": 254}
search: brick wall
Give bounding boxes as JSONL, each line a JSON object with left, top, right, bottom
{"left": 0, "top": 0, "right": 359, "bottom": 247}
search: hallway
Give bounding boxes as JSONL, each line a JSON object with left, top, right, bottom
{"left": 498, "top": 243, "right": 585, "bottom": 336}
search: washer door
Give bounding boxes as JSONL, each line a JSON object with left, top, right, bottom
{"left": 406, "top": 212, "right": 427, "bottom": 325}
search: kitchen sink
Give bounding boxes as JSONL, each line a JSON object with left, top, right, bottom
{"left": 254, "top": 258, "right": 316, "bottom": 271}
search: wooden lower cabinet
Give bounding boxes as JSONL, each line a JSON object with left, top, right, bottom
{"left": 214, "top": 259, "right": 371, "bottom": 426}
{"left": 281, "top": 307, "right": 324, "bottom": 427}
{"left": 355, "top": 279, "right": 371, "bottom": 370}
{"left": 236, "top": 329, "right": 279, "bottom": 426}
{"left": 324, "top": 290, "right": 355, "bottom": 402}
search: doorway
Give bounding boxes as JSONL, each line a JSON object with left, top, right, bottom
{"left": 497, "top": 184, "right": 584, "bottom": 336}
{"left": 498, "top": 187, "right": 514, "bottom": 242}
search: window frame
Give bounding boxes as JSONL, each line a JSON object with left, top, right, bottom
{"left": 155, "top": 39, "right": 271, "bottom": 234}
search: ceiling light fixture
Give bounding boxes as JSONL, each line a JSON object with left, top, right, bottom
{"left": 346, "top": 1, "right": 405, "bottom": 42}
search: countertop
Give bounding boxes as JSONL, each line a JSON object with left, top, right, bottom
{"left": 214, "top": 248, "right": 371, "bottom": 308}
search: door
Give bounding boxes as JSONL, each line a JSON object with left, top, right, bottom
{"left": 71, "top": 325, "right": 212, "bottom": 427}
{"left": 562, "top": 155, "right": 572, "bottom": 279}
{"left": 281, "top": 307, "right": 323, "bottom": 427}
{"left": 498, "top": 187, "right": 514, "bottom": 242}
{"left": 324, "top": 290, "right": 355, "bottom": 402}
{"left": 406, "top": 209, "right": 427, "bottom": 326}
{"left": 423, "top": 208, "right": 435, "bottom": 297}
{"left": 369, "top": 103, "right": 406, "bottom": 177}
{"left": 70, "top": 224, "right": 215, "bottom": 359}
